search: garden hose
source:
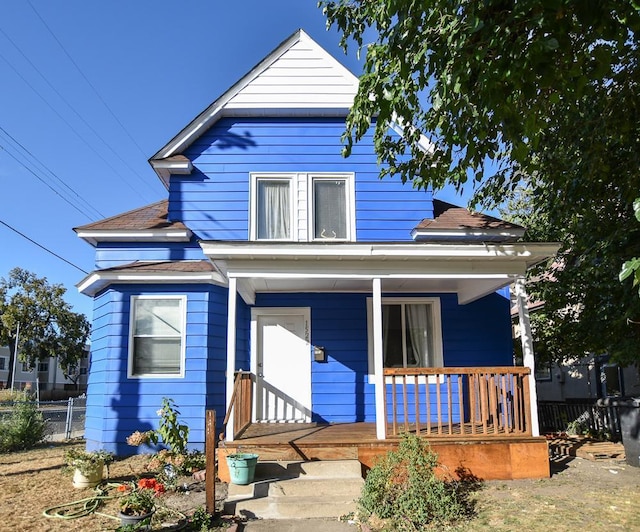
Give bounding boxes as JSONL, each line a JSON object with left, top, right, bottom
{"left": 42, "top": 481, "right": 189, "bottom": 528}
{"left": 42, "top": 482, "right": 120, "bottom": 520}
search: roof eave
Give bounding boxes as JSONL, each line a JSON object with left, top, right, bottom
{"left": 149, "top": 158, "right": 193, "bottom": 189}
{"left": 411, "top": 227, "right": 526, "bottom": 242}
{"left": 77, "top": 269, "right": 225, "bottom": 297}
{"left": 75, "top": 229, "right": 193, "bottom": 246}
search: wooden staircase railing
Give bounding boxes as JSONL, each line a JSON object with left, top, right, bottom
{"left": 384, "top": 366, "right": 532, "bottom": 439}
{"left": 222, "top": 371, "right": 253, "bottom": 440}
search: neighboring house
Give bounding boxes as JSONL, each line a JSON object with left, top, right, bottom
{"left": 0, "top": 345, "right": 90, "bottom": 393}
{"left": 75, "top": 30, "right": 557, "bottom": 479}
{"left": 535, "top": 355, "right": 640, "bottom": 403}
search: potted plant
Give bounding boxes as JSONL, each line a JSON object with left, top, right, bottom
{"left": 117, "top": 478, "right": 165, "bottom": 529}
{"left": 64, "top": 448, "right": 114, "bottom": 488}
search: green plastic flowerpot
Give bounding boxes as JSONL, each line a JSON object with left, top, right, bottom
{"left": 226, "top": 453, "right": 259, "bottom": 485}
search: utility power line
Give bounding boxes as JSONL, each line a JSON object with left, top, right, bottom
{"left": 0, "top": 20, "right": 158, "bottom": 199}
{"left": 0, "top": 218, "right": 88, "bottom": 274}
{"left": 0, "top": 125, "right": 105, "bottom": 221}
{"left": 0, "top": 49, "right": 154, "bottom": 203}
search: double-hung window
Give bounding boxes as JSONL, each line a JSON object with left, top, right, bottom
{"left": 312, "top": 176, "right": 348, "bottom": 240}
{"left": 255, "top": 177, "right": 292, "bottom": 240}
{"left": 128, "top": 296, "right": 186, "bottom": 378}
{"left": 251, "top": 173, "right": 354, "bottom": 241}
{"left": 368, "top": 298, "right": 443, "bottom": 375}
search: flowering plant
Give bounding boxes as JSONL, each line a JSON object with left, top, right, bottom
{"left": 118, "top": 478, "right": 165, "bottom": 516}
{"left": 126, "top": 398, "right": 189, "bottom": 455}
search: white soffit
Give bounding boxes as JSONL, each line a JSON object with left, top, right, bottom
{"left": 75, "top": 229, "right": 192, "bottom": 246}
{"left": 77, "top": 269, "right": 225, "bottom": 297}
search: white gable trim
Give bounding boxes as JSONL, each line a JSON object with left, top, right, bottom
{"left": 150, "top": 29, "right": 359, "bottom": 163}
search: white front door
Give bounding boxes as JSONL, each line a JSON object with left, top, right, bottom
{"left": 253, "top": 309, "right": 311, "bottom": 422}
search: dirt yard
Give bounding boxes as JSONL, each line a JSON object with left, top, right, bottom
{"left": 0, "top": 439, "right": 639, "bottom": 531}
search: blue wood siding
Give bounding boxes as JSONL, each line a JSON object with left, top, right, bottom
{"left": 254, "top": 291, "right": 513, "bottom": 424}
{"left": 85, "top": 283, "right": 228, "bottom": 455}
{"left": 171, "top": 117, "right": 433, "bottom": 242}
{"left": 93, "top": 242, "right": 204, "bottom": 269}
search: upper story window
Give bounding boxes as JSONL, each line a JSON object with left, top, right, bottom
{"left": 312, "top": 177, "right": 347, "bottom": 240}
{"left": 256, "top": 177, "right": 292, "bottom": 240}
{"left": 0, "top": 358, "right": 5, "bottom": 371}
{"left": 250, "top": 173, "right": 354, "bottom": 242}
{"left": 128, "top": 295, "right": 186, "bottom": 378}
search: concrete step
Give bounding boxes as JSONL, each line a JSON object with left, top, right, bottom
{"left": 225, "top": 459, "right": 364, "bottom": 519}
{"left": 249, "top": 459, "right": 363, "bottom": 481}
{"left": 269, "top": 477, "right": 364, "bottom": 498}
{"left": 224, "top": 495, "right": 358, "bottom": 519}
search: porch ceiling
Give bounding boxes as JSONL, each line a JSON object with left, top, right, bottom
{"left": 200, "top": 241, "right": 559, "bottom": 305}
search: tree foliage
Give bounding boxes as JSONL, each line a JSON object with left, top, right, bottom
{"left": 322, "top": 1, "right": 640, "bottom": 365}
{"left": 321, "top": 0, "right": 639, "bottom": 202}
{"left": 0, "top": 268, "right": 90, "bottom": 388}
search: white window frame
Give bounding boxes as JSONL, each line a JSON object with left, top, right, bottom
{"left": 249, "top": 172, "right": 355, "bottom": 242}
{"left": 308, "top": 173, "right": 355, "bottom": 242}
{"left": 37, "top": 362, "right": 49, "bottom": 373}
{"left": 249, "top": 173, "right": 296, "bottom": 241}
{"left": 367, "top": 297, "right": 444, "bottom": 381}
{"left": 128, "top": 295, "right": 186, "bottom": 379}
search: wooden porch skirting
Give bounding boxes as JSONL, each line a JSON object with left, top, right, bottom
{"left": 218, "top": 422, "right": 550, "bottom": 482}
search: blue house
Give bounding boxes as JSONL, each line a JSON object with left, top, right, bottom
{"left": 76, "top": 30, "right": 558, "bottom": 480}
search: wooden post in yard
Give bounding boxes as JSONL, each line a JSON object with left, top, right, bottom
{"left": 205, "top": 410, "right": 216, "bottom": 514}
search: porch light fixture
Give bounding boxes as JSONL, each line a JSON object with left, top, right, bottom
{"left": 314, "top": 346, "right": 327, "bottom": 363}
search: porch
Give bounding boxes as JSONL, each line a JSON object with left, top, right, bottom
{"left": 218, "top": 366, "right": 551, "bottom": 481}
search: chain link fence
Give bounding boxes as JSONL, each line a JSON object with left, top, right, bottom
{"left": 39, "top": 396, "right": 86, "bottom": 440}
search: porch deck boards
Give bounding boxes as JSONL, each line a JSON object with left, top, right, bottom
{"left": 233, "top": 421, "right": 522, "bottom": 445}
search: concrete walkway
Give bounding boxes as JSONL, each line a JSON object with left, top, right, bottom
{"left": 242, "top": 518, "right": 358, "bottom": 531}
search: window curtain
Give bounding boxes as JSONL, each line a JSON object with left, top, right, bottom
{"left": 382, "top": 304, "right": 391, "bottom": 367}
{"left": 314, "top": 180, "right": 346, "bottom": 239}
{"left": 258, "top": 180, "right": 290, "bottom": 239}
{"left": 406, "top": 304, "right": 433, "bottom": 366}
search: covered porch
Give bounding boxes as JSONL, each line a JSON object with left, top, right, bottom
{"left": 203, "top": 241, "right": 557, "bottom": 480}
{"left": 218, "top": 365, "right": 550, "bottom": 480}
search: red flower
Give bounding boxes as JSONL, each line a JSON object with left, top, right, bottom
{"left": 137, "top": 477, "right": 165, "bottom": 495}
{"left": 117, "top": 484, "right": 130, "bottom": 492}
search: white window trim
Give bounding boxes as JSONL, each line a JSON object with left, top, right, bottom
{"left": 128, "top": 295, "right": 187, "bottom": 379}
{"left": 249, "top": 173, "right": 297, "bottom": 241}
{"left": 366, "top": 297, "right": 444, "bottom": 383}
{"left": 249, "top": 172, "right": 355, "bottom": 242}
{"left": 308, "top": 172, "right": 355, "bottom": 242}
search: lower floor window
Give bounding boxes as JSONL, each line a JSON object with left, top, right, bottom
{"left": 368, "top": 297, "right": 444, "bottom": 375}
{"left": 129, "top": 296, "right": 186, "bottom": 378}
{"left": 383, "top": 301, "right": 443, "bottom": 368}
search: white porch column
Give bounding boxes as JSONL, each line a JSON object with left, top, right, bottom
{"left": 515, "top": 276, "right": 540, "bottom": 437}
{"left": 225, "top": 277, "right": 238, "bottom": 442}
{"left": 372, "top": 277, "right": 386, "bottom": 440}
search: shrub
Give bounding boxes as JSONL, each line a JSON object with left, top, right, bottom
{"left": 358, "top": 433, "right": 469, "bottom": 530}
{"left": 0, "top": 398, "right": 48, "bottom": 452}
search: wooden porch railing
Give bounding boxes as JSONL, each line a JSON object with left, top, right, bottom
{"left": 222, "top": 371, "right": 253, "bottom": 439}
{"left": 384, "top": 367, "right": 532, "bottom": 439}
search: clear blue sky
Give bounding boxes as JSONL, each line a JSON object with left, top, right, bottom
{"left": 0, "top": 0, "right": 470, "bottom": 320}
